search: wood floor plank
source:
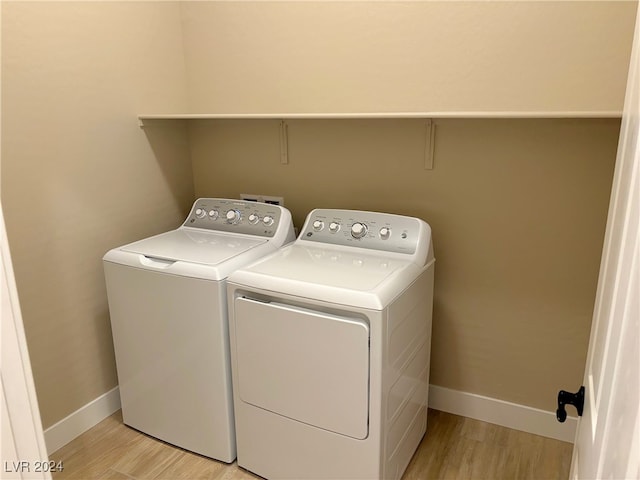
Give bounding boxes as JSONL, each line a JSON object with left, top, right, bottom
{"left": 95, "top": 469, "right": 134, "bottom": 480}
{"left": 51, "top": 409, "right": 573, "bottom": 480}
{"left": 51, "top": 414, "right": 142, "bottom": 480}
{"left": 152, "top": 450, "right": 226, "bottom": 480}
{"left": 110, "top": 436, "right": 183, "bottom": 479}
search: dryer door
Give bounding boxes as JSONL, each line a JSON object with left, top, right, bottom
{"left": 234, "top": 297, "right": 370, "bottom": 440}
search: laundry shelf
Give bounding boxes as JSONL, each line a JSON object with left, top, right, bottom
{"left": 137, "top": 110, "right": 621, "bottom": 127}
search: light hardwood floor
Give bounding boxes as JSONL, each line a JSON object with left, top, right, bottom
{"left": 50, "top": 409, "right": 573, "bottom": 480}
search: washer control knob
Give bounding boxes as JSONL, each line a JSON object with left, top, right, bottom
{"left": 248, "top": 213, "right": 260, "bottom": 225}
{"left": 329, "top": 222, "right": 341, "bottom": 233}
{"left": 195, "top": 208, "right": 206, "bottom": 219}
{"left": 263, "top": 215, "right": 274, "bottom": 226}
{"left": 351, "top": 222, "right": 368, "bottom": 239}
{"left": 379, "top": 227, "right": 391, "bottom": 240}
{"left": 312, "top": 220, "right": 324, "bottom": 231}
{"left": 225, "top": 209, "right": 241, "bottom": 224}
{"left": 208, "top": 209, "right": 219, "bottom": 220}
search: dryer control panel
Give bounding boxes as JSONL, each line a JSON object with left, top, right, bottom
{"left": 183, "top": 198, "right": 285, "bottom": 238}
{"left": 299, "top": 209, "right": 431, "bottom": 257}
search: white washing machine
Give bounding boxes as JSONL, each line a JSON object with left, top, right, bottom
{"left": 227, "top": 209, "right": 435, "bottom": 480}
{"left": 103, "top": 198, "right": 294, "bottom": 462}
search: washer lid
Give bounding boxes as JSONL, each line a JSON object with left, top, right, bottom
{"left": 121, "top": 229, "right": 267, "bottom": 266}
{"left": 229, "top": 243, "right": 423, "bottom": 310}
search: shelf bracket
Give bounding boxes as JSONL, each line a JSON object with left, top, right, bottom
{"left": 279, "top": 120, "right": 289, "bottom": 165}
{"left": 424, "top": 119, "right": 435, "bottom": 170}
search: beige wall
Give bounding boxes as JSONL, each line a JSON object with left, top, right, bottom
{"left": 1, "top": 2, "right": 194, "bottom": 428}
{"left": 181, "top": 1, "right": 636, "bottom": 114}
{"left": 0, "top": 0, "right": 631, "bottom": 432}
{"left": 189, "top": 118, "right": 618, "bottom": 411}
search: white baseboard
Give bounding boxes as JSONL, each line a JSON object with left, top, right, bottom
{"left": 428, "top": 385, "right": 577, "bottom": 443}
{"left": 43, "top": 384, "right": 575, "bottom": 456}
{"left": 44, "top": 387, "right": 121, "bottom": 455}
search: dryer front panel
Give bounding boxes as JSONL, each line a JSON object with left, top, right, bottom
{"left": 234, "top": 297, "right": 370, "bottom": 440}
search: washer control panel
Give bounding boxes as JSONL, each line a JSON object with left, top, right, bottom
{"left": 183, "top": 198, "right": 284, "bottom": 237}
{"left": 300, "top": 209, "right": 426, "bottom": 254}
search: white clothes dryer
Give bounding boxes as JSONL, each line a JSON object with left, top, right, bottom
{"left": 227, "top": 209, "right": 435, "bottom": 480}
{"left": 103, "top": 198, "right": 294, "bottom": 462}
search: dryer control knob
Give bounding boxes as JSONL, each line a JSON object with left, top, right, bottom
{"left": 263, "top": 215, "right": 274, "bottom": 226}
{"left": 248, "top": 213, "right": 260, "bottom": 225}
{"left": 195, "top": 208, "right": 206, "bottom": 219}
{"left": 208, "top": 209, "right": 219, "bottom": 220}
{"left": 225, "top": 209, "right": 241, "bottom": 224}
{"left": 379, "top": 227, "right": 391, "bottom": 240}
{"left": 351, "top": 222, "right": 368, "bottom": 239}
{"left": 313, "top": 220, "right": 324, "bottom": 231}
{"left": 329, "top": 222, "right": 341, "bottom": 233}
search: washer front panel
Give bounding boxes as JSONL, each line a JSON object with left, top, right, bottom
{"left": 104, "top": 262, "right": 235, "bottom": 460}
